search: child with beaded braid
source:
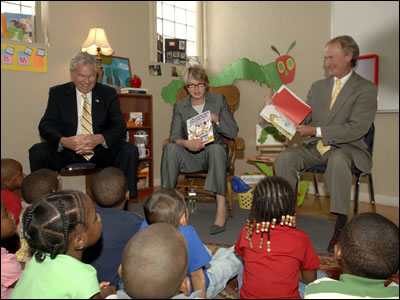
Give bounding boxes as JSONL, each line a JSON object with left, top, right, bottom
{"left": 234, "top": 176, "right": 320, "bottom": 299}
{"left": 10, "top": 190, "right": 116, "bottom": 299}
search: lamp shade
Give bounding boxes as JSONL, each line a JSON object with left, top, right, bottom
{"left": 81, "top": 27, "right": 113, "bottom": 56}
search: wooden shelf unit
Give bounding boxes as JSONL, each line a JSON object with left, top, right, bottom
{"left": 118, "top": 93, "right": 153, "bottom": 201}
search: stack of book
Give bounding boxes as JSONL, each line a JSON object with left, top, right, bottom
{"left": 256, "top": 144, "right": 287, "bottom": 161}
{"left": 120, "top": 87, "right": 149, "bottom": 95}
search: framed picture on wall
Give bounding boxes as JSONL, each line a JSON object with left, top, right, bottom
{"left": 354, "top": 54, "right": 379, "bottom": 86}
{"left": 95, "top": 55, "right": 132, "bottom": 88}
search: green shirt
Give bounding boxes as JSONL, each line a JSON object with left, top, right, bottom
{"left": 305, "top": 273, "right": 399, "bottom": 299}
{"left": 10, "top": 253, "right": 100, "bottom": 299}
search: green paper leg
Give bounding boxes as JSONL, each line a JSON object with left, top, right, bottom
{"left": 255, "top": 162, "right": 274, "bottom": 176}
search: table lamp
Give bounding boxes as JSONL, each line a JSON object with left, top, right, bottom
{"left": 81, "top": 27, "right": 113, "bottom": 83}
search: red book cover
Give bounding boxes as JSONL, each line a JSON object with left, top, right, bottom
{"left": 273, "top": 85, "right": 312, "bottom": 125}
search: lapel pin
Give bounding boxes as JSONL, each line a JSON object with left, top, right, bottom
{"left": 95, "top": 99, "right": 100, "bottom": 103}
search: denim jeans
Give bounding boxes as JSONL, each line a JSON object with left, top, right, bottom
{"left": 205, "top": 246, "right": 242, "bottom": 299}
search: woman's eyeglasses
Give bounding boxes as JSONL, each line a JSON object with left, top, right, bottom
{"left": 187, "top": 83, "right": 206, "bottom": 89}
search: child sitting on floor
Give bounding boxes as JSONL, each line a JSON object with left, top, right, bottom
{"left": 10, "top": 190, "right": 116, "bottom": 299}
{"left": 140, "top": 188, "right": 241, "bottom": 299}
{"left": 83, "top": 167, "right": 143, "bottom": 289}
{"left": 305, "top": 212, "right": 399, "bottom": 299}
{"left": 1, "top": 158, "right": 25, "bottom": 227}
{"left": 1, "top": 158, "right": 26, "bottom": 254}
{"left": 1, "top": 199, "right": 22, "bottom": 299}
{"left": 15, "top": 169, "right": 60, "bottom": 265}
{"left": 234, "top": 176, "right": 320, "bottom": 299}
{"left": 107, "top": 223, "right": 193, "bottom": 299}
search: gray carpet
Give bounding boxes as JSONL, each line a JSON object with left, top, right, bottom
{"left": 127, "top": 198, "right": 335, "bottom": 254}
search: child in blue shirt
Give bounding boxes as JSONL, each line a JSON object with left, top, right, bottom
{"left": 140, "top": 188, "right": 241, "bottom": 298}
{"left": 82, "top": 167, "right": 143, "bottom": 288}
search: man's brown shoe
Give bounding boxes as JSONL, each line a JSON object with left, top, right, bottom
{"left": 327, "top": 228, "right": 342, "bottom": 253}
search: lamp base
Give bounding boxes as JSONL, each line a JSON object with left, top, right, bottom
{"left": 96, "top": 50, "right": 103, "bottom": 84}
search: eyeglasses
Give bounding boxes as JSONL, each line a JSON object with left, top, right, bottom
{"left": 187, "top": 83, "right": 206, "bottom": 89}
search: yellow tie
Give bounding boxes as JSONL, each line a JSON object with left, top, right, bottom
{"left": 316, "top": 79, "right": 342, "bottom": 155}
{"left": 81, "top": 93, "right": 94, "bottom": 160}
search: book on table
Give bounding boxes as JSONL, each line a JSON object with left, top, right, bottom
{"left": 259, "top": 85, "right": 312, "bottom": 140}
{"left": 187, "top": 110, "right": 214, "bottom": 144}
{"left": 120, "top": 87, "right": 149, "bottom": 94}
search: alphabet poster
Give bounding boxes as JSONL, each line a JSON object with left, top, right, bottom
{"left": 1, "top": 43, "right": 47, "bottom": 72}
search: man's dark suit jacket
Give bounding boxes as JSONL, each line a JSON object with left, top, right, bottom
{"left": 39, "top": 82, "right": 126, "bottom": 152}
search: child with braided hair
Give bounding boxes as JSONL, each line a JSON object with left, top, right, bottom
{"left": 10, "top": 190, "right": 116, "bottom": 299}
{"left": 234, "top": 176, "right": 320, "bottom": 299}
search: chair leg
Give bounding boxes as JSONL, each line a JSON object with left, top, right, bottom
{"left": 57, "top": 172, "right": 63, "bottom": 189}
{"left": 368, "top": 174, "right": 375, "bottom": 205}
{"left": 313, "top": 172, "right": 320, "bottom": 197}
{"left": 226, "top": 176, "right": 234, "bottom": 217}
{"left": 354, "top": 176, "right": 360, "bottom": 215}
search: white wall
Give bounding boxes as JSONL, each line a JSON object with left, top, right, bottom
{"left": 333, "top": 1, "right": 399, "bottom": 112}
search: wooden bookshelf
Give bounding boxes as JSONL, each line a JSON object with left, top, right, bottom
{"left": 118, "top": 93, "right": 153, "bottom": 201}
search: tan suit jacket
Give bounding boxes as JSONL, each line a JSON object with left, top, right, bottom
{"left": 303, "top": 71, "right": 377, "bottom": 172}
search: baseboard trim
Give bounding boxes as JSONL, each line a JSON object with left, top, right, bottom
{"left": 306, "top": 181, "right": 399, "bottom": 207}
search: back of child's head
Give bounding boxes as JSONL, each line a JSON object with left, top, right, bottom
{"left": 1, "top": 158, "right": 24, "bottom": 190}
{"left": 339, "top": 212, "right": 399, "bottom": 279}
{"left": 90, "top": 167, "right": 128, "bottom": 208}
{"left": 246, "top": 176, "right": 297, "bottom": 251}
{"left": 23, "top": 190, "right": 91, "bottom": 262}
{"left": 143, "top": 188, "right": 187, "bottom": 227}
{"left": 121, "top": 223, "right": 188, "bottom": 298}
{"left": 21, "top": 169, "right": 59, "bottom": 205}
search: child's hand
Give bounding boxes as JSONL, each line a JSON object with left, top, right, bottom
{"left": 99, "top": 282, "right": 116, "bottom": 298}
{"left": 99, "top": 281, "right": 110, "bottom": 289}
{"left": 264, "top": 95, "right": 274, "bottom": 106}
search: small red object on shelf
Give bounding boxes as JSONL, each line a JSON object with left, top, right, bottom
{"left": 130, "top": 75, "right": 142, "bottom": 88}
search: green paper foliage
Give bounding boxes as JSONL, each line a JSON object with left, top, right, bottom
{"left": 258, "top": 126, "right": 284, "bottom": 144}
{"left": 161, "top": 58, "right": 283, "bottom": 105}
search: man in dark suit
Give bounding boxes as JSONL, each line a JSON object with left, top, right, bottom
{"left": 265, "top": 36, "right": 377, "bottom": 252}
{"left": 29, "top": 52, "right": 139, "bottom": 198}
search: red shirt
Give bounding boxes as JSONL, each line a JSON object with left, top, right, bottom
{"left": 1, "top": 189, "right": 22, "bottom": 227}
{"left": 235, "top": 225, "right": 320, "bottom": 299}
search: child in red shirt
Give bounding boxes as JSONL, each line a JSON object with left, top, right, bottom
{"left": 1, "top": 158, "right": 25, "bottom": 227}
{"left": 234, "top": 176, "right": 320, "bottom": 299}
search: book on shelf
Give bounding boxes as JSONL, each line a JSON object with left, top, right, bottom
{"left": 187, "top": 110, "right": 214, "bottom": 144}
{"left": 137, "top": 161, "right": 149, "bottom": 190}
{"left": 259, "top": 85, "right": 311, "bottom": 140}
{"left": 127, "top": 112, "right": 143, "bottom": 127}
{"left": 120, "top": 87, "right": 149, "bottom": 94}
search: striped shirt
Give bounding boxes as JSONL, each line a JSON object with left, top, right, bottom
{"left": 305, "top": 274, "right": 399, "bottom": 299}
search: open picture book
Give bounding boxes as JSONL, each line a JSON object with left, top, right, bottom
{"left": 187, "top": 110, "right": 215, "bottom": 144}
{"left": 259, "top": 85, "right": 312, "bottom": 140}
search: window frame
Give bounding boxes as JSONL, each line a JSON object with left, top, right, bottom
{"left": 1, "top": 1, "right": 49, "bottom": 46}
{"left": 149, "top": 1, "right": 203, "bottom": 63}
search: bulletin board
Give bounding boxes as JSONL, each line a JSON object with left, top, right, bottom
{"left": 1, "top": 43, "right": 47, "bottom": 72}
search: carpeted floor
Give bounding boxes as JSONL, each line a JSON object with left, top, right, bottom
{"left": 128, "top": 198, "right": 336, "bottom": 253}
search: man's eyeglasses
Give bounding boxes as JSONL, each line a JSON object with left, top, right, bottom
{"left": 187, "top": 83, "right": 206, "bottom": 89}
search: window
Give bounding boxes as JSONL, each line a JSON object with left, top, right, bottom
{"left": 155, "top": 1, "right": 202, "bottom": 63}
{"left": 1, "top": 1, "right": 48, "bottom": 45}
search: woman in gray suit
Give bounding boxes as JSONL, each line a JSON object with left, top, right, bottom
{"left": 161, "top": 64, "right": 238, "bottom": 234}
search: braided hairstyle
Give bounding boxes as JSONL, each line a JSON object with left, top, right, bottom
{"left": 22, "top": 190, "right": 88, "bottom": 262}
{"left": 245, "top": 176, "right": 296, "bottom": 252}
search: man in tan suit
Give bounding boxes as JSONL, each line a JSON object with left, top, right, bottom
{"left": 265, "top": 36, "right": 377, "bottom": 252}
